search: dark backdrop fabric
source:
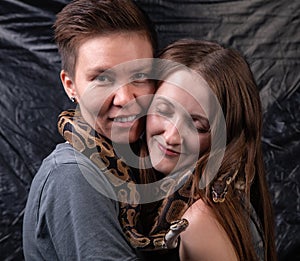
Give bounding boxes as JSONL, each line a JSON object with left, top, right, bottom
{"left": 0, "top": 0, "right": 299, "bottom": 260}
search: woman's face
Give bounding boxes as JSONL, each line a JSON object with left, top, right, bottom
{"left": 146, "top": 72, "right": 211, "bottom": 175}
{"left": 61, "top": 33, "right": 154, "bottom": 144}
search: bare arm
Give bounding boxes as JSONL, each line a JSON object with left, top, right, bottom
{"left": 179, "top": 199, "right": 238, "bottom": 261}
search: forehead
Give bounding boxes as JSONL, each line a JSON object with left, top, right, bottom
{"left": 156, "top": 70, "right": 211, "bottom": 115}
{"left": 76, "top": 33, "right": 153, "bottom": 71}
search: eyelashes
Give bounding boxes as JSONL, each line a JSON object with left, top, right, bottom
{"left": 152, "top": 101, "right": 210, "bottom": 134}
{"left": 94, "top": 72, "right": 151, "bottom": 87}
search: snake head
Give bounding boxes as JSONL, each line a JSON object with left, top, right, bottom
{"left": 164, "top": 218, "right": 189, "bottom": 249}
{"left": 212, "top": 177, "right": 232, "bottom": 203}
{"left": 170, "top": 218, "right": 189, "bottom": 231}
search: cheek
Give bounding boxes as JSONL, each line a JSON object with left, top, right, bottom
{"left": 81, "top": 94, "right": 109, "bottom": 116}
{"left": 137, "top": 83, "right": 155, "bottom": 96}
{"left": 198, "top": 134, "right": 211, "bottom": 155}
{"left": 136, "top": 88, "right": 156, "bottom": 111}
{"left": 80, "top": 85, "right": 115, "bottom": 116}
{"left": 184, "top": 133, "right": 210, "bottom": 156}
{"left": 146, "top": 115, "right": 163, "bottom": 141}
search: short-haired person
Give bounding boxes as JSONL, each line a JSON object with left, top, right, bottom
{"left": 143, "top": 39, "right": 277, "bottom": 261}
{"left": 23, "top": 0, "right": 157, "bottom": 260}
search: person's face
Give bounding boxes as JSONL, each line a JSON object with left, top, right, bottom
{"left": 61, "top": 33, "right": 154, "bottom": 143}
{"left": 146, "top": 72, "right": 211, "bottom": 175}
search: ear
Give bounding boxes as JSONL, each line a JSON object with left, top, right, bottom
{"left": 60, "top": 70, "right": 77, "bottom": 100}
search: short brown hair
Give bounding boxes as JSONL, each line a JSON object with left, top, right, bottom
{"left": 53, "top": 0, "right": 157, "bottom": 77}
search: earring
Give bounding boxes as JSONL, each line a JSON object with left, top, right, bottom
{"left": 70, "top": 97, "right": 77, "bottom": 103}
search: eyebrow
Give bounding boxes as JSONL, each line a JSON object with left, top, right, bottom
{"left": 154, "top": 96, "right": 175, "bottom": 108}
{"left": 86, "top": 67, "right": 113, "bottom": 77}
{"left": 88, "top": 63, "right": 153, "bottom": 75}
{"left": 126, "top": 65, "right": 154, "bottom": 78}
{"left": 87, "top": 66, "right": 107, "bottom": 73}
{"left": 191, "top": 113, "right": 208, "bottom": 121}
{"left": 155, "top": 96, "right": 209, "bottom": 122}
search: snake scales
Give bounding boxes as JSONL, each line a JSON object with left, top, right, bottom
{"left": 57, "top": 109, "right": 194, "bottom": 250}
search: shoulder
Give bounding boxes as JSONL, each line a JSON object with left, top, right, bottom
{"left": 34, "top": 142, "right": 96, "bottom": 179}
{"left": 180, "top": 199, "right": 238, "bottom": 261}
{"left": 35, "top": 142, "right": 115, "bottom": 195}
{"left": 28, "top": 143, "right": 118, "bottom": 215}
{"left": 44, "top": 142, "right": 98, "bottom": 169}
{"left": 24, "top": 142, "right": 120, "bottom": 238}
{"left": 24, "top": 144, "right": 138, "bottom": 260}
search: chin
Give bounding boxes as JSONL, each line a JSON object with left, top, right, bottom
{"left": 152, "top": 163, "right": 173, "bottom": 176}
{"left": 110, "top": 133, "right": 140, "bottom": 144}
{"left": 110, "top": 123, "right": 143, "bottom": 144}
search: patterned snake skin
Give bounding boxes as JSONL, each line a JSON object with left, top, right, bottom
{"left": 57, "top": 109, "right": 193, "bottom": 250}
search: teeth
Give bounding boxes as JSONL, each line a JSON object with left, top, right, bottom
{"left": 113, "top": 115, "right": 136, "bottom": 123}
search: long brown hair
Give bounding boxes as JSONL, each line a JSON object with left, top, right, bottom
{"left": 157, "top": 39, "right": 277, "bottom": 261}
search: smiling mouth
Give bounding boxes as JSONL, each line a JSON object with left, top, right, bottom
{"left": 158, "top": 143, "right": 180, "bottom": 157}
{"left": 112, "top": 115, "right": 137, "bottom": 123}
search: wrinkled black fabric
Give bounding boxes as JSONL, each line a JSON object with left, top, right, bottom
{"left": 0, "top": 0, "right": 299, "bottom": 260}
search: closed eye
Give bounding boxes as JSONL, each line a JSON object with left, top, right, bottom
{"left": 150, "top": 98, "right": 174, "bottom": 117}
{"left": 155, "top": 107, "right": 173, "bottom": 117}
{"left": 192, "top": 117, "right": 210, "bottom": 133}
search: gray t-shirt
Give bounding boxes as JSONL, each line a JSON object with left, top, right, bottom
{"left": 23, "top": 143, "right": 139, "bottom": 261}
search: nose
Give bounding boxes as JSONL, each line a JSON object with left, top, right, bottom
{"left": 113, "top": 84, "right": 135, "bottom": 107}
{"left": 164, "top": 122, "right": 182, "bottom": 146}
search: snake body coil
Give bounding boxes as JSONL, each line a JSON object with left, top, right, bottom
{"left": 58, "top": 110, "right": 192, "bottom": 250}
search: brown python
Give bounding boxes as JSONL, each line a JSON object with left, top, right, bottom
{"left": 58, "top": 109, "right": 194, "bottom": 250}
{"left": 57, "top": 109, "right": 235, "bottom": 250}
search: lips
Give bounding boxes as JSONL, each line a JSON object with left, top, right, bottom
{"left": 109, "top": 114, "right": 140, "bottom": 129}
{"left": 113, "top": 115, "right": 137, "bottom": 123}
{"left": 158, "top": 142, "right": 180, "bottom": 157}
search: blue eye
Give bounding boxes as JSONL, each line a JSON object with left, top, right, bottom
{"left": 134, "top": 73, "right": 147, "bottom": 79}
{"left": 95, "top": 75, "right": 113, "bottom": 85}
{"left": 131, "top": 72, "right": 149, "bottom": 83}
